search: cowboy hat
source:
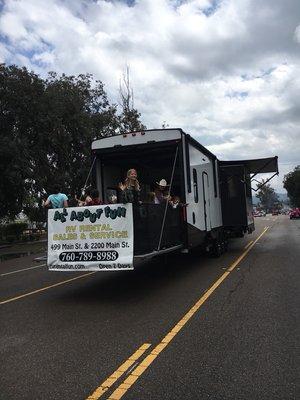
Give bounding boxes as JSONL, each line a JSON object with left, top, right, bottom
{"left": 156, "top": 179, "right": 169, "bottom": 187}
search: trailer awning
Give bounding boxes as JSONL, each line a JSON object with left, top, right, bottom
{"left": 219, "top": 156, "right": 279, "bottom": 191}
{"left": 219, "top": 156, "right": 278, "bottom": 174}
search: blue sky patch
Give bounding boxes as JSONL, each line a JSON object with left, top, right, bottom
{"left": 226, "top": 91, "right": 249, "bottom": 99}
{"left": 202, "top": 0, "right": 222, "bottom": 16}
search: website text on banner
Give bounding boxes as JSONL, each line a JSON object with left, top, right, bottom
{"left": 47, "top": 204, "right": 134, "bottom": 271}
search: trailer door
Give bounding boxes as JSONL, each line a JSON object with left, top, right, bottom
{"left": 202, "top": 172, "right": 211, "bottom": 231}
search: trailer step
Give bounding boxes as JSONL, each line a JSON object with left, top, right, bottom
{"left": 134, "top": 244, "right": 183, "bottom": 260}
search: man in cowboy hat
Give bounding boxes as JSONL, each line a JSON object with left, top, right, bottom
{"left": 152, "top": 178, "right": 171, "bottom": 204}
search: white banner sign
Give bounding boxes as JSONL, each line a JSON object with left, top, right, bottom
{"left": 47, "top": 204, "right": 133, "bottom": 271}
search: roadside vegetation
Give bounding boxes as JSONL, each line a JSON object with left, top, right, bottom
{"left": 284, "top": 166, "right": 300, "bottom": 207}
{"left": 0, "top": 63, "right": 145, "bottom": 242}
{"left": 255, "top": 180, "right": 282, "bottom": 212}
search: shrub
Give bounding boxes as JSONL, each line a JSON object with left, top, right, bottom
{"left": 6, "top": 235, "right": 15, "bottom": 243}
{"left": 21, "top": 234, "right": 30, "bottom": 242}
{"left": 0, "top": 222, "right": 28, "bottom": 242}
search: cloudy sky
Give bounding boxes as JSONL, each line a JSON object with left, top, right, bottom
{"left": 1, "top": 0, "right": 299, "bottom": 192}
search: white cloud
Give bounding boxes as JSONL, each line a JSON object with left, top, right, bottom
{"left": 294, "top": 24, "right": 300, "bottom": 43}
{"left": 0, "top": 0, "right": 299, "bottom": 191}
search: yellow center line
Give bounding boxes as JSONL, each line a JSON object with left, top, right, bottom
{"left": 243, "top": 240, "right": 253, "bottom": 250}
{"left": 107, "top": 227, "right": 269, "bottom": 400}
{"left": 86, "top": 343, "right": 151, "bottom": 400}
{"left": 0, "top": 272, "right": 96, "bottom": 305}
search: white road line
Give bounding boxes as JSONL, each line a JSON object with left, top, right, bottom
{"left": 0, "top": 264, "right": 46, "bottom": 277}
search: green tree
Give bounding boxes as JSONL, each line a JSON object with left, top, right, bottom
{"left": 256, "top": 180, "right": 279, "bottom": 211}
{"left": 283, "top": 166, "right": 300, "bottom": 207}
{"left": 0, "top": 64, "right": 146, "bottom": 220}
{"left": 0, "top": 64, "right": 45, "bottom": 219}
{"left": 36, "top": 71, "right": 120, "bottom": 198}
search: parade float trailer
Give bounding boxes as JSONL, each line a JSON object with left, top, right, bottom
{"left": 47, "top": 128, "right": 278, "bottom": 271}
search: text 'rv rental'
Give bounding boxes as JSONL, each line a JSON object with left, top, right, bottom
{"left": 47, "top": 128, "right": 278, "bottom": 271}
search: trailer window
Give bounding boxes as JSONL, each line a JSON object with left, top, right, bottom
{"left": 193, "top": 168, "right": 199, "bottom": 203}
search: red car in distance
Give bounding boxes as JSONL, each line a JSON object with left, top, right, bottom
{"left": 290, "top": 208, "right": 300, "bottom": 219}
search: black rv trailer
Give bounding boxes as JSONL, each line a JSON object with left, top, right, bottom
{"left": 91, "top": 129, "right": 278, "bottom": 261}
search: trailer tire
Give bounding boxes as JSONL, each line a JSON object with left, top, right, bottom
{"left": 220, "top": 240, "right": 227, "bottom": 254}
{"left": 236, "top": 230, "right": 244, "bottom": 238}
{"left": 210, "top": 238, "right": 222, "bottom": 258}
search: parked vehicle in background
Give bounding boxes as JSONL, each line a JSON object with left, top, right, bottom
{"left": 280, "top": 209, "right": 289, "bottom": 215}
{"left": 253, "top": 211, "right": 263, "bottom": 217}
{"left": 253, "top": 210, "right": 266, "bottom": 217}
{"left": 272, "top": 210, "right": 279, "bottom": 216}
{"left": 290, "top": 208, "right": 300, "bottom": 219}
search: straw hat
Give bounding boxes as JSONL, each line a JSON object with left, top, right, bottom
{"left": 156, "top": 179, "right": 169, "bottom": 187}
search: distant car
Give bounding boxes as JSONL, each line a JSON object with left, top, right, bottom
{"left": 253, "top": 211, "right": 264, "bottom": 217}
{"left": 290, "top": 208, "right": 300, "bottom": 219}
{"left": 272, "top": 210, "right": 279, "bottom": 216}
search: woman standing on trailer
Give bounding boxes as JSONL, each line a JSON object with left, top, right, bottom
{"left": 118, "top": 169, "right": 141, "bottom": 204}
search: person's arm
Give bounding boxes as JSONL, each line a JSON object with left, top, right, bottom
{"left": 84, "top": 196, "right": 93, "bottom": 206}
{"left": 63, "top": 194, "right": 68, "bottom": 208}
{"left": 164, "top": 193, "right": 171, "bottom": 202}
{"left": 119, "top": 188, "right": 128, "bottom": 203}
{"left": 75, "top": 195, "right": 83, "bottom": 206}
{"left": 43, "top": 197, "right": 51, "bottom": 208}
{"left": 136, "top": 188, "right": 142, "bottom": 204}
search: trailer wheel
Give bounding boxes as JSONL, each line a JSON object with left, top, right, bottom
{"left": 210, "top": 238, "right": 222, "bottom": 258}
{"left": 236, "top": 230, "right": 244, "bottom": 238}
{"left": 220, "top": 239, "right": 228, "bottom": 254}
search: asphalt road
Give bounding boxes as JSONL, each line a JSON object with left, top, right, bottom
{"left": 0, "top": 215, "right": 299, "bottom": 400}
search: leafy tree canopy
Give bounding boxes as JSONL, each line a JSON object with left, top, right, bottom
{"left": 283, "top": 165, "right": 300, "bottom": 207}
{"left": 0, "top": 64, "right": 145, "bottom": 220}
{"left": 256, "top": 180, "right": 280, "bottom": 211}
